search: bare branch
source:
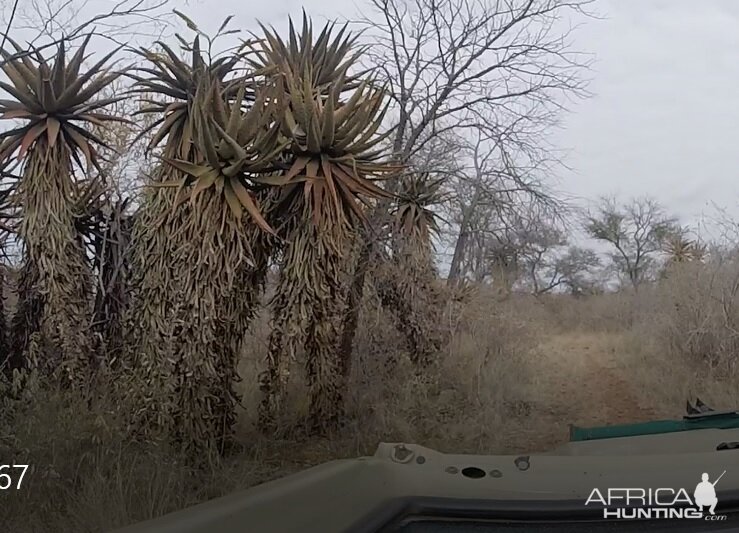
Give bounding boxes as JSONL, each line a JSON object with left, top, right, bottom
{"left": 353, "top": 0, "right": 593, "bottom": 164}
{"left": 444, "top": 125, "right": 567, "bottom": 285}
{"left": 2, "top": 0, "right": 173, "bottom": 59}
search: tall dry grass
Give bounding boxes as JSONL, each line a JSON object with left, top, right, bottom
{"left": 617, "top": 257, "right": 739, "bottom": 413}
{"left": 1, "top": 284, "right": 536, "bottom": 532}
{"left": 6, "top": 256, "right": 739, "bottom": 532}
{"left": 530, "top": 255, "right": 739, "bottom": 417}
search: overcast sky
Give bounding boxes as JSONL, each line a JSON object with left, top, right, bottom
{"left": 6, "top": 0, "right": 739, "bottom": 238}
{"left": 554, "top": 0, "right": 739, "bottom": 236}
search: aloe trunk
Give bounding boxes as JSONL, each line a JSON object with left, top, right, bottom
{"left": 126, "top": 181, "right": 262, "bottom": 458}
{"left": 262, "top": 202, "right": 348, "bottom": 433}
{"left": 12, "top": 140, "right": 93, "bottom": 382}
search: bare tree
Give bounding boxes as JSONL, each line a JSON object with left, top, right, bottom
{"left": 584, "top": 196, "right": 679, "bottom": 289}
{"left": 525, "top": 244, "right": 601, "bottom": 295}
{"left": 701, "top": 203, "right": 739, "bottom": 254}
{"left": 518, "top": 222, "right": 566, "bottom": 293}
{"left": 354, "top": 0, "right": 592, "bottom": 162}
{"left": 339, "top": 0, "right": 592, "bottom": 362}
{"left": 444, "top": 126, "right": 563, "bottom": 286}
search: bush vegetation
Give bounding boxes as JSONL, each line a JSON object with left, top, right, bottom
{"left": 0, "top": 3, "right": 737, "bottom": 533}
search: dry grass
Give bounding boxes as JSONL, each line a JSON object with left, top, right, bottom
{"left": 4, "top": 261, "right": 739, "bottom": 532}
{"left": 0, "top": 385, "right": 284, "bottom": 532}
{"left": 613, "top": 259, "right": 739, "bottom": 414}
{"left": 1, "top": 285, "right": 536, "bottom": 532}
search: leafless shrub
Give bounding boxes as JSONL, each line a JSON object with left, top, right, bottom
{"left": 529, "top": 291, "right": 638, "bottom": 333}
{"left": 644, "top": 255, "right": 739, "bottom": 375}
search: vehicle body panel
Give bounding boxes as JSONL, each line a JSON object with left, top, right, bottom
{"left": 113, "top": 423, "right": 739, "bottom": 533}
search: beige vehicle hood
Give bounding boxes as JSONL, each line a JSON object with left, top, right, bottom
{"left": 112, "top": 426, "right": 739, "bottom": 533}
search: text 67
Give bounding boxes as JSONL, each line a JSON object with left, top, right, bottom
{"left": 0, "top": 465, "right": 29, "bottom": 489}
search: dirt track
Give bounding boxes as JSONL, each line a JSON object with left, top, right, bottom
{"left": 507, "top": 331, "right": 662, "bottom": 453}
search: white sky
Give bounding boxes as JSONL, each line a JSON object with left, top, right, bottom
{"left": 5, "top": 0, "right": 739, "bottom": 239}
{"left": 553, "top": 0, "right": 739, "bottom": 232}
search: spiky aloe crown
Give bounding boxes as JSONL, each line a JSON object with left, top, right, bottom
{"left": 253, "top": 15, "right": 397, "bottom": 227}
{"left": 0, "top": 35, "right": 127, "bottom": 172}
{"left": 132, "top": 28, "right": 287, "bottom": 230}
{"left": 392, "top": 174, "right": 445, "bottom": 242}
{"left": 664, "top": 234, "right": 705, "bottom": 262}
{"left": 132, "top": 31, "right": 253, "bottom": 160}
{"left": 163, "top": 78, "right": 285, "bottom": 233}
{"left": 250, "top": 15, "right": 363, "bottom": 91}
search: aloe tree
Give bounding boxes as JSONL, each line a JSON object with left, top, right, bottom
{"left": 380, "top": 174, "right": 445, "bottom": 367}
{"left": 124, "top": 28, "right": 283, "bottom": 456}
{"left": 0, "top": 36, "right": 125, "bottom": 383}
{"left": 664, "top": 234, "right": 705, "bottom": 265}
{"left": 254, "top": 17, "right": 396, "bottom": 433}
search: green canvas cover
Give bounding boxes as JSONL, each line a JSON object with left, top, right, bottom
{"left": 569, "top": 410, "right": 739, "bottom": 441}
